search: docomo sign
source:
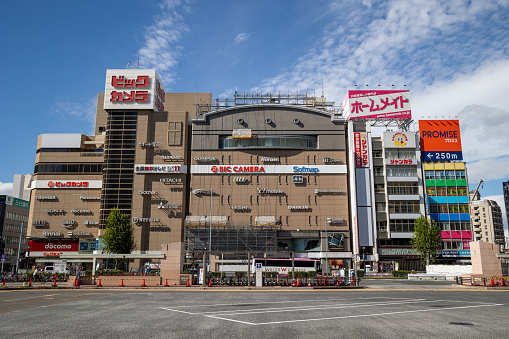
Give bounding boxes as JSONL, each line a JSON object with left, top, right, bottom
{"left": 342, "top": 90, "right": 411, "bottom": 120}
{"left": 103, "top": 69, "right": 165, "bottom": 112}
{"left": 354, "top": 132, "right": 369, "bottom": 168}
{"left": 31, "top": 180, "right": 102, "bottom": 189}
{"left": 28, "top": 240, "right": 79, "bottom": 253}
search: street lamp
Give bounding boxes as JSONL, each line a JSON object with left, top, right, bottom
{"left": 208, "top": 188, "right": 213, "bottom": 272}
{"left": 325, "top": 218, "right": 331, "bottom": 276}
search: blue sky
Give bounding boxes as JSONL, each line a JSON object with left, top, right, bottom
{"left": 1, "top": 0, "right": 509, "bottom": 230}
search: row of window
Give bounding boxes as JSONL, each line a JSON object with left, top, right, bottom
{"left": 388, "top": 201, "right": 421, "bottom": 214}
{"left": 387, "top": 183, "right": 419, "bottom": 195}
{"left": 2, "top": 223, "right": 27, "bottom": 234}
{"left": 385, "top": 166, "right": 418, "bottom": 177}
{"left": 34, "top": 163, "right": 103, "bottom": 174}
{"left": 5, "top": 212, "right": 28, "bottom": 222}
{"left": 438, "top": 221, "right": 470, "bottom": 231}
{"left": 426, "top": 188, "right": 468, "bottom": 196}
{"left": 37, "top": 148, "right": 103, "bottom": 153}
{"left": 425, "top": 170, "right": 466, "bottom": 180}
{"left": 2, "top": 235, "right": 28, "bottom": 245}
{"left": 429, "top": 204, "right": 469, "bottom": 214}
{"left": 4, "top": 248, "right": 18, "bottom": 256}
{"left": 385, "top": 149, "right": 417, "bottom": 160}
{"left": 221, "top": 136, "right": 317, "bottom": 149}
{"left": 390, "top": 219, "right": 416, "bottom": 233}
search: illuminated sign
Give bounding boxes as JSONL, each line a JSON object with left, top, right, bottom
{"left": 419, "top": 120, "right": 463, "bottom": 161}
{"left": 134, "top": 164, "right": 186, "bottom": 173}
{"left": 139, "top": 142, "right": 160, "bottom": 147}
{"left": 31, "top": 180, "right": 102, "bottom": 189}
{"left": 232, "top": 129, "right": 252, "bottom": 139}
{"left": 354, "top": 132, "right": 369, "bottom": 167}
{"left": 342, "top": 90, "right": 411, "bottom": 120}
{"left": 288, "top": 205, "right": 310, "bottom": 210}
{"left": 232, "top": 205, "right": 249, "bottom": 211}
{"left": 104, "top": 69, "right": 165, "bottom": 111}
{"left": 257, "top": 188, "right": 285, "bottom": 194}
{"left": 132, "top": 217, "right": 160, "bottom": 223}
{"left": 386, "top": 159, "right": 417, "bottom": 165}
{"left": 191, "top": 165, "right": 347, "bottom": 174}
{"left": 261, "top": 157, "right": 278, "bottom": 162}
{"left": 383, "top": 131, "right": 416, "bottom": 148}
{"left": 45, "top": 209, "right": 64, "bottom": 214}
{"left": 161, "top": 155, "right": 183, "bottom": 160}
{"left": 36, "top": 196, "right": 57, "bottom": 200}
{"left": 80, "top": 196, "right": 101, "bottom": 200}
{"left": 194, "top": 157, "right": 217, "bottom": 162}
{"left": 71, "top": 209, "right": 91, "bottom": 214}
{"left": 160, "top": 177, "right": 182, "bottom": 183}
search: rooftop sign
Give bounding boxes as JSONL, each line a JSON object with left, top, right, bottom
{"left": 342, "top": 90, "right": 411, "bottom": 120}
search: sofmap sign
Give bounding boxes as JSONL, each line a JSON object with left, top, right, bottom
{"left": 341, "top": 90, "right": 411, "bottom": 120}
{"left": 103, "top": 69, "right": 165, "bottom": 111}
{"left": 419, "top": 120, "right": 463, "bottom": 161}
{"left": 190, "top": 165, "right": 347, "bottom": 174}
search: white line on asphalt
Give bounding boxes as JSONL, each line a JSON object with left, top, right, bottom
{"left": 250, "top": 303, "right": 504, "bottom": 325}
{"left": 159, "top": 307, "right": 196, "bottom": 315}
{"left": 202, "top": 315, "right": 256, "bottom": 326}
{"left": 195, "top": 299, "right": 427, "bottom": 315}
{"left": 202, "top": 299, "right": 435, "bottom": 316}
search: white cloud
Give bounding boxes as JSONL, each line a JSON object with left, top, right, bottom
{"left": 138, "top": 0, "right": 191, "bottom": 85}
{"left": 51, "top": 97, "right": 97, "bottom": 134}
{"left": 0, "top": 182, "right": 13, "bottom": 195}
{"left": 234, "top": 33, "right": 249, "bottom": 44}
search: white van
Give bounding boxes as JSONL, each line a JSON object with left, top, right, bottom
{"left": 44, "top": 266, "right": 71, "bottom": 274}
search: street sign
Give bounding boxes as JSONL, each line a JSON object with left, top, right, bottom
{"left": 1, "top": 254, "right": 6, "bottom": 260}
{"left": 422, "top": 151, "right": 462, "bottom": 161}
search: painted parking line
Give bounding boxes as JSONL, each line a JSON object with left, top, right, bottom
{"left": 160, "top": 298, "right": 504, "bottom": 326}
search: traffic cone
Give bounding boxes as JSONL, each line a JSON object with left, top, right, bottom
{"left": 327, "top": 278, "right": 330, "bottom": 286}
{"left": 29, "top": 278, "right": 32, "bottom": 287}
{"left": 186, "top": 279, "right": 190, "bottom": 287}
{"left": 297, "top": 278, "right": 301, "bottom": 287}
{"left": 164, "top": 279, "right": 169, "bottom": 287}
{"left": 142, "top": 279, "right": 146, "bottom": 287}
{"left": 339, "top": 277, "right": 342, "bottom": 285}
{"left": 75, "top": 278, "right": 79, "bottom": 287}
{"left": 2, "top": 279, "right": 5, "bottom": 287}
{"left": 208, "top": 279, "right": 212, "bottom": 287}
{"left": 52, "top": 276, "right": 57, "bottom": 287}
{"left": 97, "top": 279, "right": 102, "bottom": 287}
{"left": 490, "top": 278, "right": 494, "bottom": 287}
{"left": 292, "top": 280, "right": 296, "bottom": 287}
{"left": 308, "top": 279, "right": 311, "bottom": 287}
{"left": 120, "top": 279, "right": 124, "bottom": 287}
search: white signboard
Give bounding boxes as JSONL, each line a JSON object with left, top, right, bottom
{"left": 256, "top": 263, "right": 263, "bottom": 287}
{"left": 104, "top": 69, "right": 165, "bottom": 111}
{"left": 342, "top": 90, "right": 411, "bottom": 120}
{"left": 134, "top": 164, "right": 187, "bottom": 174}
{"left": 383, "top": 131, "right": 416, "bottom": 148}
{"left": 31, "top": 180, "right": 102, "bottom": 189}
{"left": 191, "top": 165, "right": 347, "bottom": 174}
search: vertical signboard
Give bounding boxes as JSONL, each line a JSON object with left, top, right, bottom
{"left": 256, "top": 263, "right": 263, "bottom": 287}
{"left": 354, "top": 132, "right": 369, "bottom": 167}
{"left": 342, "top": 90, "right": 411, "bottom": 120}
{"left": 419, "top": 120, "right": 463, "bottom": 161}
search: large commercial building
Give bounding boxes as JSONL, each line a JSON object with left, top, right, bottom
{"left": 27, "top": 69, "right": 352, "bottom": 272}
{"left": 470, "top": 192, "right": 505, "bottom": 245}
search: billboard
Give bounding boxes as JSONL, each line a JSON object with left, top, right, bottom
{"left": 342, "top": 90, "right": 411, "bottom": 120}
{"left": 419, "top": 120, "right": 463, "bottom": 161}
{"left": 383, "top": 131, "right": 416, "bottom": 148}
{"left": 103, "top": 69, "right": 165, "bottom": 111}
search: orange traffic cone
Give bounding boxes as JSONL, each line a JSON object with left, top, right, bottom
{"left": 29, "top": 278, "right": 32, "bottom": 287}
{"left": 292, "top": 280, "right": 296, "bottom": 287}
{"left": 490, "top": 278, "right": 494, "bottom": 287}
{"left": 142, "top": 279, "right": 146, "bottom": 287}
{"left": 2, "top": 279, "right": 5, "bottom": 287}
{"left": 121, "top": 279, "right": 124, "bottom": 287}
{"left": 164, "top": 279, "right": 169, "bottom": 287}
{"left": 308, "top": 279, "right": 311, "bottom": 287}
{"left": 186, "top": 279, "right": 190, "bottom": 287}
{"left": 75, "top": 278, "right": 79, "bottom": 287}
{"left": 297, "top": 278, "right": 301, "bottom": 287}
{"left": 52, "top": 276, "right": 57, "bottom": 287}
{"left": 500, "top": 278, "right": 504, "bottom": 286}
{"left": 208, "top": 279, "right": 212, "bottom": 287}
{"left": 97, "top": 279, "right": 102, "bottom": 287}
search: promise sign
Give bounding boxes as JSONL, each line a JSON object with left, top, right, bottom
{"left": 419, "top": 120, "right": 463, "bottom": 161}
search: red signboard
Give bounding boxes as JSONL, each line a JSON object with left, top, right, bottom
{"left": 354, "top": 132, "right": 369, "bottom": 167}
{"left": 29, "top": 240, "right": 79, "bottom": 252}
{"left": 419, "top": 120, "right": 463, "bottom": 161}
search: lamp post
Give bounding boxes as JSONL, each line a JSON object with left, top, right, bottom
{"left": 325, "top": 218, "right": 331, "bottom": 276}
{"left": 208, "top": 189, "right": 213, "bottom": 280}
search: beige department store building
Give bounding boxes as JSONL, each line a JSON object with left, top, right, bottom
{"left": 27, "top": 69, "right": 352, "bottom": 271}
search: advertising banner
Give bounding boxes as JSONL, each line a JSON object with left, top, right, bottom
{"left": 383, "top": 131, "right": 416, "bottom": 148}
{"left": 190, "top": 164, "right": 347, "bottom": 174}
{"left": 342, "top": 90, "right": 411, "bottom": 120}
{"left": 28, "top": 239, "right": 79, "bottom": 257}
{"left": 135, "top": 164, "right": 187, "bottom": 174}
{"left": 354, "top": 132, "right": 369, "bottom": 167}
{"left": 419, "top": 120, "right": 463, "bottom": 161}
{"left": 104, "top": 69, "right": 165, "bottom": 111}
{"left": 31, "top": 180, "right": 103, "bottom": 189}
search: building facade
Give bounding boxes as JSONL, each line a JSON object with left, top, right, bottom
{"left": 0, "top": 195, "right": 30, "bottom": 271}
{"left": 470, "top": 192, "right": 505, "bottom": 245}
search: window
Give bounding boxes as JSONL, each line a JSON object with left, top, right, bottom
{"left": 389, "top": 201, "right": 420, "bottom": 214}
{"left": 386, "top": 166, "right": 418, "bottom": 177}
{"left": 387, "top": 182, "right": 418, "bottom": 195}
{"left": 168, "top": 122, "right": 182, "bottom": 146}
{"left": 390, "top": 219, "right": 416, "bottom": 232}
{"left": 221, "top": 136, "right": 317, "bottom": 149}
{"left": 385, "top": 149, "right": 416, "bottom": 159}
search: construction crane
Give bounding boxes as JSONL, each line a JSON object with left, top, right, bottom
{"left": 470, "top": 179, "right": 484, "bottom": 241}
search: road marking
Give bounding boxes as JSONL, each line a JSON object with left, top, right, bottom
{"left": 251, "top": 303, "right": 504, "bottom": 325}
{"left": 196, "top": 299, "right": 428, "bottom": 315}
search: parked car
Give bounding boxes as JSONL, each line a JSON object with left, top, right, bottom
{"left": 44, "top": 266, "right": 71, "bottom": 274}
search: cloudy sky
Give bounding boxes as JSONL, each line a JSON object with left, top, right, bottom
{"left": 2, "top": 0, "right": 509, "bottom": 229}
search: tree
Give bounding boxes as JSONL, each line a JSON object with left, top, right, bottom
{"left": 410, "top": 216, "right": 441, "bottom": 266}
{"left": 102, "top": 208, "right": 136, "bottom": 270}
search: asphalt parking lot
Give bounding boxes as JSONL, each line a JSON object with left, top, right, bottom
{"left": 0, "top": 282, "right": 508, "bottom": 338}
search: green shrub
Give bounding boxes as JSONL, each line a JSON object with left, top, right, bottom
{"left": 356, "top": 270, "right": 365, "bottom": 278}
{"left": 391, "top": 270, "right": 415, "bottom": 277}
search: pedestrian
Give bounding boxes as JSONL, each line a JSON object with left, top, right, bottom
{"left": 33, "top": 267, "right": 39, "bottom": 281}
